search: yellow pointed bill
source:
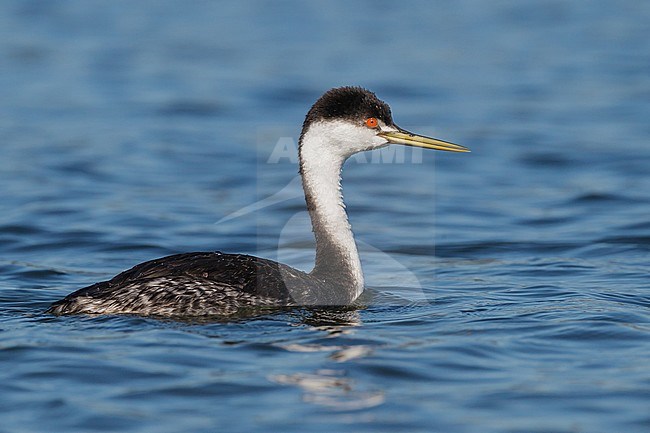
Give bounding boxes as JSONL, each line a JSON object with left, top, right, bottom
{"left": 378, "top": 127, "right": 470, "bottom": 153}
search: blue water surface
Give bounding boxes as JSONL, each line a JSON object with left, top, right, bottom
{"left": 1, "top": 1, "right": 649, "bottom": 432}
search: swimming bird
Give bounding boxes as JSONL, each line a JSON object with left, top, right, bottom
{"left": 47, "top": 86, "right": 469, "bottom": 317}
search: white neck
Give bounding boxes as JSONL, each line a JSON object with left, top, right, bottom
{"left": 299, "top": 120, "right": 366, "bottom": 302}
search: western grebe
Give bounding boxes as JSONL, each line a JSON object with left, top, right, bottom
{"left": 47, "top": 86, "right": 469, "bottom": 317}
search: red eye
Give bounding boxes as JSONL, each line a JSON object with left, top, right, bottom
{"left": 365, "top": 117, "right": 379, "bottom": 128}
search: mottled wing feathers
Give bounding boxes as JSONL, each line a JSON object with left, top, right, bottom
{"left": 47, "top": 252, "right": 318, "bottom": 316}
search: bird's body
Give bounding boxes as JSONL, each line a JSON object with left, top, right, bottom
{"left": 48, "top": 252, "right": 321, "bottom": 316}
{"left": 48, "top": 86, "right": 468, "bottom": 317}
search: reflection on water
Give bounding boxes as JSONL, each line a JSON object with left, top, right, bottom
{"left": 271, "top": 370, "right": 385, "bottom": 411}
{"left": 273, "top": 312, "right": 381, "bottom": 411}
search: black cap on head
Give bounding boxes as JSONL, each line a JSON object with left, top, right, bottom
{"left": 303, "top": 86, "right": 394, "bottom": 128}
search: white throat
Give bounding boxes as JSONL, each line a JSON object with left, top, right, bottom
{"left": 299, "top": 120, "right": 385, "bottom": 301}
